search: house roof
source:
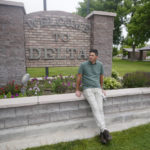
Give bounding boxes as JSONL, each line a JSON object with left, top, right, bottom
{"left": 123, "top": 45, "right": 150, "bottom": 52}
{"left": 123, "top": 48, "right": 139, "bottom": 52}
{"left": 138, "top": 45, "right": 150, "bottom": 51}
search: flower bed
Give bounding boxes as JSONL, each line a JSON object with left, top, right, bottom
{"left": 27, "top": 75, "right": 78, "bottom": 96}
{"left": 0, "top": 74, "right": 122, "bottom": 99}
{"left": 6, "top": 70, "right": 150, "bottom": 99}
{"left": 0, "top": 75, "right": 79, "bottom": 99}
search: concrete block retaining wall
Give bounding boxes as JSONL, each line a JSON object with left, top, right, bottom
{"left": 0, "top": 87, "right": 150, "bottom": 150}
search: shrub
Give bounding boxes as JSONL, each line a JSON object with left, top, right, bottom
{"left": 50, "top": 75, "right": 77, "bottom": 93}
{"left": 51, "top": 77, "right": 66, "bottom": 93}
{"left": 103, "top": 77, "right": 122, "bottom": 89}
{"left": 111, "top": 70, "right": 120, "bottom": 80}
{"left": 122, "top": 72, "right": 150, "bottom": 88}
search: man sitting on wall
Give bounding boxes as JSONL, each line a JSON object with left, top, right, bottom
{"left": 75, "top": 49, "right": 112, "bottom": 144}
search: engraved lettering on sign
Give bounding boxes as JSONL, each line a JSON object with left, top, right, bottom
{"left": 55, "top": 48, "right": 66, "bottom": 60}
{"left": 26, "top": 17, "right": 91, "bottom": 33}
{"left": 44, "top": 48, "right": 55, "bottom": 60}
{"left": 53, "top": 33, "right": 69, "bottom": 42}
{"left": 56, "top": 18, "right": 64, "bottom": 26}
{"left": 66, "top": 48, "right": 76, "bottom": 60}
{"left": 64, "top": 19, "right": 71, "bottom": 27}
{"left": 28, "top": 48, "right": 88, "bottom": 60}
{"left": 40, "top": 17, "right": 51, "bottom": 27}
{"left": 26, "top": 20, "right": 38, "bottom": 28}
{"left": 29, "top": 48, "right": 41, "bottom": 59}
{"left": 78, "top": 49, "right": 88, "bottom": 60}
{"left": 53, "top": 33, "right": 60, "bottom": 42}
{"left": 62, "top": 34, "right": 69, "bottom": 42}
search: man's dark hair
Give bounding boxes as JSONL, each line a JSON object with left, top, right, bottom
{"left": 89, "top": 49, "right": 98, "bottom": 56}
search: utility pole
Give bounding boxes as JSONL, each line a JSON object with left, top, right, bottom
{"left": 43, "top": 0, "right": 49, "bottom": 76}
{"left": 87, "top": 0, "right": 90, "bottom": 15}
{"left": 43, "top": 0, "right": 47, "bottom": 11}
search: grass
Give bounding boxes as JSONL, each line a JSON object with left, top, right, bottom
{"left": 27, "top": 58, "right": 150, "bottom": 77}
{"left": 112, "top": 58, "right": 150, "bottom": 76}
{"left": 27, "top": 67, "right": 78, "bottom": 78}
{"left": 26, "top": 123, "right": 150, "bottom": 150}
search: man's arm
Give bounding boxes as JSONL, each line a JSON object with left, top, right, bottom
{"left": 100, "top": 74, "right": 103, "bottom": 88}
{"left": 100, "top": 74, "right": 106, "bottom": 96}
{"left": 75, "top": 73, "right": 82, "bottom": 97}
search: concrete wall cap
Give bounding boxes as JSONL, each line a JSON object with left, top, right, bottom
{"left": 106, "top": 88, "right": 148, "bottom": 97}
{"left": 0, "top": 88, "right": 150, "bottom": 108}
{"left": 0, "top": 0, "right": 26, "bottom": 14}
{"left": 86, "top": 11, "right": 116, "bottom": 19}
{"left": 38, "top": 93, "right": 84, "bottom": 104}
{"left": 141, "top": 87, "right": 150, "bottom": 94}
{"left": 0, "top": 96, "right": 37, "bottom": 108}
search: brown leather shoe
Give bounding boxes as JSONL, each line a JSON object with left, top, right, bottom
{"left": 103, "top": 130, "right": 112, "bottom": 142}
{"left": 100, "top": 132, "right": 107, "bottom": 144}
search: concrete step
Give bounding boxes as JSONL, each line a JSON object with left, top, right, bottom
{"left": 0, "top": 107, "right": 150, "bottom": 150}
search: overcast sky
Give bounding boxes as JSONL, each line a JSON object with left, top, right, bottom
{"left": 7, "top": 0, "right": 84, "bottom": 14}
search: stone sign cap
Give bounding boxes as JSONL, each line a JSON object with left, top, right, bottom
{"left": 0, "top": 0, "right": 25, "bottom": 14}
{"left": 86, "top": 11, "right": 116, "bottom": 19}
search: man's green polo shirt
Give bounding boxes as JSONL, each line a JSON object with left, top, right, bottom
{"left": 78, "top": 60, "right": 104, "bottom": 90}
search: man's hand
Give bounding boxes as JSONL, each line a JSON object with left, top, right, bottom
{"left": 76, "top": 90, "right": 81, "bottom": 97}
{"left": 102, "top": 89, "right": 106, "bottom": 96}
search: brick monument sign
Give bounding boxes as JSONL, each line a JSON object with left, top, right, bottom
{"left": 24, "top": 11, "right": 91, "bottom": 67}
{"left": 0, "top": 0, "right": 116, "bottom": 87}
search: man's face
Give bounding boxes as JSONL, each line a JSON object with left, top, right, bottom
{"left": 89, "top": 52, "right": 98, "bottom": 63}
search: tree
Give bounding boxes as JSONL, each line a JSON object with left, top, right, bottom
{"left": 77, "top": 0, "right": 123, "bottom": 45}
{"left": 127, "top": 1, "right": 150, "bottom": 44}
{"left": 121, "top": 0, "right": 145, "bottom": 60}
{"left": 77, "top": 0, "right": 150, "bottom": 59}
{"left": 113, "top": 47, "right": 118, "bottom": 56}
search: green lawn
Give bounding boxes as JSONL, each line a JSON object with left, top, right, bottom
{"left": 27, "top": 67, "right": 78, "bottom": 78}
{"left": 26, "top": 123, "right": 150, "bottom": 150}
{"left": 27, "top": 58, "right": 150, "bottom": 77}
{"left": 112, "top": 58, "right": 150, "bottom": 76}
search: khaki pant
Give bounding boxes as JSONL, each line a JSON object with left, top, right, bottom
{"left": 83, "top": 88, "right": 106, "bottom": 132}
